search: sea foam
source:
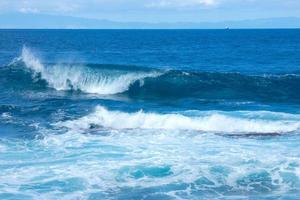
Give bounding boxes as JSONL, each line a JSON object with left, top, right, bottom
{"left": 58, "top": 106, "right": 300, "bottom": 134}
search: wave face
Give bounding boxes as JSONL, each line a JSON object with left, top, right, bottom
{"left": 58, "top": 106, "right": 300, "bottom": 134}
{"left": 2, "top": 47, "right": 300, "bottom": 104}
{"left": 7, "top": 47, "right": 161, "bottom": 95}
{"left": 127, "top": 71, "right": 300, "bottom": 102}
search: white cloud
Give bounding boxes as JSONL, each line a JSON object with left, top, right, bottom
{"left": 0, "top": 0, "right": 299, "bottom": 23}
{"left": 146, "top": 0, "right": 218, "bottom": 8}
{"left": 53, "top": 2, "right": 80, "bottom": 13}
{"left": 19, "top": 7, "right": 39, "bottom": 13}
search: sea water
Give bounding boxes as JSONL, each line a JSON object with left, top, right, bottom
{"left": 0, "top": 29, "right": 300, "bottom": 199}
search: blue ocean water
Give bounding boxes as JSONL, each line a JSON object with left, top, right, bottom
{"left": 0, "top": 29, "right": 300, "bottom": 200}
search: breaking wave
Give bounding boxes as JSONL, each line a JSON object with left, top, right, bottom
{"left": 7, "top": 46, "right": 161, "bottom": 95}
{"left": 58, "top": 106, "right": 300, "bottom": 134}
{"left": 2, "top": 46, "right": 300, "bottom": 103}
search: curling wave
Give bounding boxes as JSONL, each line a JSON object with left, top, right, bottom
{"left": 58, "top": 106, "right": 300, "bottom": 134}
{"left": 2, "top": 46, "right": 300, "bottom": 103}
{"left": 126, "top": 70, "right": 300, "bottom": 102}
{"left": 8, "top": 46, "right": 161, "bottom": 95}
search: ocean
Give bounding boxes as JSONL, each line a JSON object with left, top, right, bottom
{"left": 0, "top": 29, "right": 300, "bottom": 200}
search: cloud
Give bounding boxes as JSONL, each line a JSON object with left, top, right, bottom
{"left": 0, "top": 0, "right": 299, "bottom": 23}
{"left": 146, "top": 0, "right": 218, "bottom": 8}
{"left": 19, "top": 7, "right": 40, "bottom": 13}
{"left": 53, "top": 2, "right": 80, "bottom": 13}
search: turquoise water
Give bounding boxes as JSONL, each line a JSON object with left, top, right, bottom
{"left": 0, "top": 29, "right": 300, "bottom": 199}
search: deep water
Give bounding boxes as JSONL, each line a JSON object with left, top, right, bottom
{"left": 0, "top": 29, "right": 300, "bottom": 200}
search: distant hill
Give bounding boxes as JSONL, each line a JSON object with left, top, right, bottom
{"left": 0, "top": 13, "right": 299, "bottom": 29}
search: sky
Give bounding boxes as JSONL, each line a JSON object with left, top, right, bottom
{"left": 0, "top": 0, "right": 299, "bottom": 23}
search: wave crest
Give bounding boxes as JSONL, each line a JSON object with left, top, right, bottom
{"left": 58, "top": 106, "right": 300, "bottom": 134}
{"left": 19, "top": 46, "right": 161, "bottom": 95}
{"left": 3, "top": 46, "right": 300, "bottom": 103}
{"left": 126, "top": 70, "right": 300, "bottom": 102}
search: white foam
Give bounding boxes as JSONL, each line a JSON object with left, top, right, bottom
{"left": 58, "top": 106, "right": 300, "bottom": 134}
{"left": 1, "top": 110, "right": 300, "bottom": 199}
{"left": 1, "top": 112, "right": 12, "bottom": 119}
{"left": 20, "top": 46, "right": 160, "bottom": 94}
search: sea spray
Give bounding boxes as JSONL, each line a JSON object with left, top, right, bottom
{"left": 19, "top": 46, "right": 161, "bottom": 94}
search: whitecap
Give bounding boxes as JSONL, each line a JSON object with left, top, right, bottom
{"left": 20, "top": 46, "right": 161, "bottom": 95}
{"left": 57, "top": 106, "right": 300, "bottom": 134}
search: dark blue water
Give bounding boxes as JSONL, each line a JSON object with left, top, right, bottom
{"left": 0, "top": 29, "right": 300, "bottom": 200}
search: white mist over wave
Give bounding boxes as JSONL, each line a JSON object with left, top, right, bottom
{"left": 58, "top": 106, "right": 300, "bottom": 134}
{"left": 20, "top": 46, "right": 160, "bottom": 94}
